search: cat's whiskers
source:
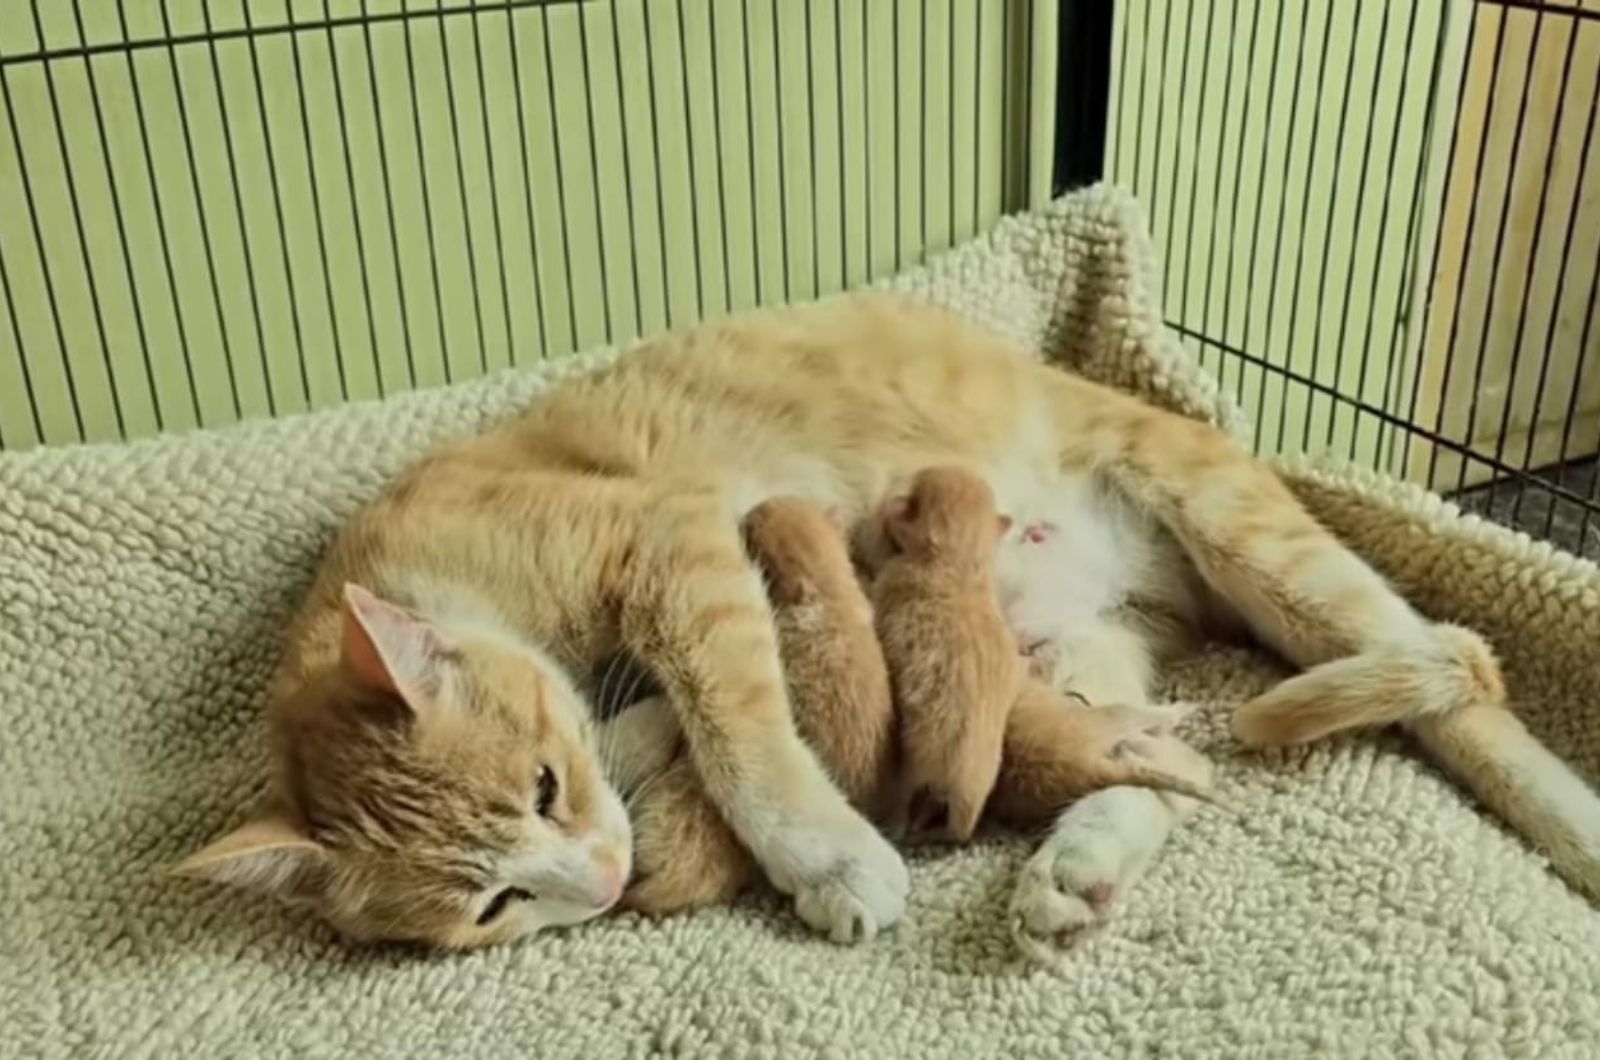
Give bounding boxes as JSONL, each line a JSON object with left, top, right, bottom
{"left": 622, "top": 761, "right": 672, "bottom": 816}
{"left": 604, "top": 669, "right": 668, "bottom": 794}
{"left": 593, "top": 652, "right": 625, "bottom": 720}
{"left": 590, "top": 652, "right": 629, "bottom": 775}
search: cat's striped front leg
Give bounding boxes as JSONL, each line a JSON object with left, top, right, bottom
{"left": 620, "top": 496, "right": 908, "bottom": 942}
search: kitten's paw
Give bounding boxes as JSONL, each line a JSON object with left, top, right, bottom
{"left": 779, "top": 816, "right": 909, "bottom": 944}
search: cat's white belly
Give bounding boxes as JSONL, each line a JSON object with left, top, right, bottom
{"left": 995, "top": 473, "right": 1149, "bottom": 637}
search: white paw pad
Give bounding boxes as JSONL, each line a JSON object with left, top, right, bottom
{"left": 1009, "top": 828, "right": 1132, "bottom": 964}
{"left": 782, "top": 818, "right": 909, "bottom": 945}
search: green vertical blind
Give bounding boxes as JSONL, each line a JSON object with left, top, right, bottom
{"left": 1110, "top": 0, "right": 1600, "bottom": 512}
{"left": 0, "top": 0, "right": 1059, "bottom": 450}
{"left": 1107, "top": 0, "right": 1460, "bottom": 471}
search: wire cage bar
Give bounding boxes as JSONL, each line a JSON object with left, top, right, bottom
{"left": 0, "top": 0, "right": 1063, "bottom": 451}
{"left": 4, "top": 0, "right": 1598, "bottom": 566}
{"left": 1108, "top": 0, "right": 1600, "bottom": 558}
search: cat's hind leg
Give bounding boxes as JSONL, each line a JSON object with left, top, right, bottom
{"left": 995, "top": 621, "right": 1209, "bottom": 961}
{"left": 1009, "top": 785, "right": 1197, "bottom": 963}
{"left": 1047, "top": 371, "right": 1600, "bottom": 900}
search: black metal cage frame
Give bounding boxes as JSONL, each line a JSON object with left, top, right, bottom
{"left": 2, "top": 0, "right": 1597, "bottom": 560}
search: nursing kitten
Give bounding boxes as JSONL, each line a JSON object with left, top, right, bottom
{"left": 744, "top": 497, "right": 896, "bottom": 811}
{"left": 175, "top": 294, "right": 1588, "bottom": 958}
{"left": 870, "top": 466, "right": 1218, "bottom": 842}
{"left": 870, "top": 466, "right": 1020, "bottom": 841}
{"left": 620, "top": 486, "right": 1213, "bottom": 915}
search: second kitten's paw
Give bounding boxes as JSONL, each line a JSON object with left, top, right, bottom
{"left": 1021, "top": 638, "right": 1062, "bottom": 683}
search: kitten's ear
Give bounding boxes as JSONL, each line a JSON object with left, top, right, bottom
{"left": 170, "top": 814, "right": 324, "bottom": 895}
{"left": 883, "top": 494, "right": 921, "bottom": 553}
{"left": 997, "top": 514, "right": 1014, "bottom": 536}
{"left": 340, "top": 583, "right": 449, "bottom": 707}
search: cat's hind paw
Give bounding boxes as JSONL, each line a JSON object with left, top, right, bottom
{"left": 1007, "top": 787, "right": 1172, "bottom": 965}
{"left": 1008, "top": 838, "right": 1119, "bottom": 965}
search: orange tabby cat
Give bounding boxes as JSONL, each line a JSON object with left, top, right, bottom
{"left": 174, "top": 293, "right": 1597, "bottom": 957}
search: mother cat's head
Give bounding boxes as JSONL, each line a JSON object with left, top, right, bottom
{"left": 174, "top": 584, "right": 632, "bottom": 949}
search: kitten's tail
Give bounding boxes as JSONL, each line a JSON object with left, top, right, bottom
{"left": 1234, "top": 623, "right": 1600, "bottom": 901}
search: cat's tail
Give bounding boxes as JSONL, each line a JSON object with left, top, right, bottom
{"left": 1231, "top": 623, "right": 1501, "bottom": 746}
{"left": 1234, "top": 623, "right": 1600, "bottom": 902}
{"left": 1406, "top": 703, "right": 1600, "bottom": 901}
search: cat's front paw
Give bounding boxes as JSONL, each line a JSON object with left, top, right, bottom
{"left": 776, "top": 815, "right": 909, "bottom": 944}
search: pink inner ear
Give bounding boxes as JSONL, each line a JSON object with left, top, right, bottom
{"left": 341, "top": 603, "right": 400, "bottom": 696}
{"left": 339, "top": 583, "right": 442, "bottom": 704}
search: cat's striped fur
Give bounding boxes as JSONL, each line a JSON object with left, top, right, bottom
{"left": 176, "top": 294, "right": 1600, "bottom": 956}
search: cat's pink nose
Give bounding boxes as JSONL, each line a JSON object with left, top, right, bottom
{"left": 592, "top": 851, "right": 627, "bottom": 907}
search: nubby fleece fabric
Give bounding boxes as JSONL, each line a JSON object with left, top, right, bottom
{"left": 3, "top": 186, "right": 1598, "bottom": 1058}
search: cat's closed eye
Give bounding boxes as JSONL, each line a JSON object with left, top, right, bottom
{"left": 535, "top": 766, "right": 559, "bottom": 817}
{"left": 477, "top": 886, "right": 535, "bottom": 925}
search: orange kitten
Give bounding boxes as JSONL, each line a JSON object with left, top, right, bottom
{"left": 743, "top": 497, "right": 896, "bottom": 812}
{"left": 621, "top": 492, "right": 1213, "bottom": 913}
{"left": 870, "top": 466, "right": 1020, "bottom": 842}
{"left": 868, "top": 467, "right": 1217, "bottom": 842}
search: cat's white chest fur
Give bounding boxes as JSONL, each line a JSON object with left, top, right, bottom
{"left": 990, "top": 473, "right": 1148, "bottom": 651}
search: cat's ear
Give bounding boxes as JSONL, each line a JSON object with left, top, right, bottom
{"left": 170, "top": 814, "right": 324, "bottom": 895}
{"left": 996, "top": 514, "right": 1014, "bottom": 537}
{"left": 340, "top": 583, "right": 449, "bottom": 708}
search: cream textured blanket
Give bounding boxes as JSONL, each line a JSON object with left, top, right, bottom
{"left": 4, "top": 187, "right": 1599, "bottom": 1059}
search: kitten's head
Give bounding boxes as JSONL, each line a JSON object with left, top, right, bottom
{"left": 175, "top": 584, "right": 631, "bottom": 949}
{"left": 884, "top": 466, "right": 1011, "bottom": 563}
{"left": 742, "top": 497, "right": 855, "bottom": 605}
